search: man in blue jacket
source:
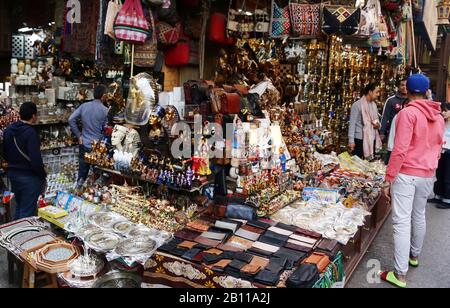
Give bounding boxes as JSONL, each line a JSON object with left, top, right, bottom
{"left": 3, "top": 102, "right": 47, "bottom": 219}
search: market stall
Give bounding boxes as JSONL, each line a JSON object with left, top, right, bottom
{"left": 0, "top": 0, "right": 414, "bottom": 288}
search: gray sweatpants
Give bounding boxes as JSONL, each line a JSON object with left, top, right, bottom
{"left": 391, "top": 173, "right": 434, "bottom": 276}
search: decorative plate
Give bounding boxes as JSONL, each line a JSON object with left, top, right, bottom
{"left": 112, "top": 221, "right": 135, "bottom": 235}
{"left": 17, "top": 232, "right": 57, "bottom": 251}
{"left": 92, "top": 272, "right": 142, "bottom": 288}
{"left": 89, "top": 212, "right": 125, "bottom": 229}
{"left": 77, "top": 224, "right": 102, "bottom": 239}
{"left": 84, "top": 231, "right": 122, "bottom": 252}
{"left": 115, "top": 237, "right": 157, "bottom": 257}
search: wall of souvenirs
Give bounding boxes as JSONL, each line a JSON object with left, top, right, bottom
{"left": 0, "top": 0, "right": 416, "bottom": 288}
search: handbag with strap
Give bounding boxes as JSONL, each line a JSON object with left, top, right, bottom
{"left": 321, "top": 5, "right": 361, "bottom": 36}
{"left": 114, "top": 0, "right": 150, "bottom": 44}
{"left": 156, "top": 21, "right": 182, "bottom": 45}
{"left": 105, "top": 0, "right": 122, "bottom": 39}
{"left": 134, "top": 11, "right": 158, "bottom": 67}
{"left": 270, "top": 0, "right": 291, "bottom": 38}
{"left": 289, "top": 2, "right": 321, "bottom": 37}
{"left": 165, "top": 37, "right": 190, "bottom": 67}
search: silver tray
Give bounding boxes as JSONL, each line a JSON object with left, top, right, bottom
{"left": 92, "top": 272, "right": 142, "bottom": 288}
{"left": 112, "top": 221, "right": 135, "bottom": 235}
{"left": 84, "top": 231, "right": 122, "bottom": 252}
{"left": 77, "top": 224, "right": 102, "bottom": 239}
{"left": 115, "top": 238, "right": 157, "bottom": 257}
{"left": 89, "top": 212, "right": 125, "bottom": 230}
{"left": 17, "top": 231, "right": 57, "bottom": 251}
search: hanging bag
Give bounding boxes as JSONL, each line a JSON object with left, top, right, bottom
{"left": 165, "top": 36, "right": 190, "bottom": 67}
{"left": 156, "top": 22, "right": 182, "bottom": 45}
{"left": 134, "top": 10, "right": 158, "bottom": 67}
{"left": 105, "top": 0, "right": 122, "bottom": 39}
{"left": 227, "top": 0, "right": 253, "bottom": 38}
{"left": 289, "top": 2, "right": 322, "bottom": 37}
{"left": 270, "top": 0, "right": 291, "bottom": 38}
{"left": 253, "top": 0, "right": 270, "bottom": 35}
{"left": 114, "top": 0, "right": 150, "bottom": 44}
{"left": 321, "top": 5, "right": 361, "bottom": 36}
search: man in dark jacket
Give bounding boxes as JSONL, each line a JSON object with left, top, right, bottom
{"left": 3, "top": 102, "right": 46, "bottom": 219}
{"left": 380, "top": 78, "right": 408, "bottom": 164}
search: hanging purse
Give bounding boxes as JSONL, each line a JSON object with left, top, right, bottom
{"left": 156, "top": 0, "right": 179, "bottom": 26}
{"left": 227, "top": 0, "right": 253, "bottom": 38}
{"left": 370, "top": 0, "right": 390, "bottom": 49}
{"left": 165, "top": 37, "right": 190, "bottom": 67}
{"left": 105, "top": 0, "right": 122, "bottom": 39}
{"left": 321, "top": 5, "right": 361, "bottom": 36}
{"left": 358, "top": 0, "right": 377, "bottom": 37}
{"left": 134, "top": 10, "right": 158, "bottom": 68}
{"left": 114, "top": 0, "right": 150, "bottom": 44}
{"left": 270, "top": 0, "right": 291, "bottom": 38}
{"left": 289, "top": 2, "right": 322, "bottom": 37}
{"left": 253, "top": 0, "right": 270, "bottom": 35}
{"left": 156, "top": 21, "right": 182, "bottom": 45}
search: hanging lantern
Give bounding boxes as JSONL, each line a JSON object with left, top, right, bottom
{"left": 437, "top": 0, "right": 450, "bottom": 25}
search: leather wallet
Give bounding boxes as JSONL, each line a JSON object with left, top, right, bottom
{"left": 250, "top": 255, "right": 270, "bottom": 268}
{"left": 247, "top": 220, "right": 271, "bottom": 230}
{"left": 241, "top": 264, "right": 261, "bottom": 275}
{"left": 194, "top": 236, "right": 221, "bottom": 247}
{"left": 303, "top": 252, "right": 331, "bottom": 273}
{"left": 203, "top": 253, "right": 224, "bottom": 265}
{"left": 240, "top": 224, "right": 265, "bottom": 234}
{"left": 193, "top": 252, "right": 206, "bottom": 263}
{"left": 187, "top": 220, "right": 211, "bottom": 232}
{"left": 258, "top": 235, "right": 286, "bottom": 247}
{"left": 228, "top": 236, "right": 254, "bottom": 250}
{"left": 288, "top": 239, "right": 314, "bottom": 248}
{"left": 275, "top": 222, "right": 299, "bottom": 233}
{"left": 248, "top": 247, "right": 273, "bottom": 257}
{"left": 205, "top": 248, "right": 223, "bottom": 255}
{"left": 285, "top": 242, "right": 312, "bottom": 253}
{"left": 234, "top": 252, "right": 254, "bottom": 264}
{"left": 158, "top": 243, "right": 177, "bottom": 254}
{"left": 228, "top": 259, "right": 247, "bottom": 271}
{"left": 268, "top": 226, "right": 293, "bottom": 236}
{"left": 175, "top": 230, "right": 202, "bottom": 242}
{"left": 316, "top": 239, "right": 340, "bottom": 258}
{"left": 182, "top": 248, "right": 203, "bottom": 261}
{"left": 171, "top": 247, "right": 189, "bottom": 257}
{"left": 252, "top": 241, "right": 280, "bottom": 253}
{"left": 275, "top": 247, "right": 306, "bottom": 263}
{"left": 177, "top": 241, "right": 198, "bottom": 249}
{"left": 210, "top": 259, "right": 232, "bottom": 270}
{"left": 261, "top": 231, "right": 290, "bottom": 242}
{"left": 254, "top": 269, "right": 280, "bottom": 286}
{"left": 217, "top": 243, "right": 245, "bottom": 252}
{"left": 265, "top": 262, "right": 284, "bottom": 275}
{"left": 295, "top": 227, "right": 322, "bottom": 239}
{"left": 215, "top": 221, "right": 239, "bottom": 233}
{"left": 289, "top": 234, "right": 317, "bottom": 245}
{"left": 235, "top": 228, "right": 261, "bottom": 241}
{"left": 201, "top": 231, "right": 227, "bottom": 241}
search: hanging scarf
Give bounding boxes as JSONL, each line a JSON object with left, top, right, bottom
{"left": 360, "top": 96, "right": 382, "bottom": 159}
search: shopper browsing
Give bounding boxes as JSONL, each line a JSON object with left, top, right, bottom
{"left": 381, "top": 74, "right": 445, "bottom": 288}
{"left": 380, "top": 78, "right": 408, "bottom": 164}
{"left": 348, "top": 83, "right": 382, "bottom": 159}
{"left": 3, "top": 102, "right": 47, "bottom": 219}
{"left": 69, "top": 85, "right": 108, "bottom": 187}
{"left": 433, "top": 102, "right": 450, "bottom": 209}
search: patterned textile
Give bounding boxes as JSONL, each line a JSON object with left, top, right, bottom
{"left": 321, "top": 6, "right": 361, "bottom": 36}
{"left": 289, "top": 3, "right": 321, "bottom": 37}
{"left": 270, "top": 0, "right": 291, "bottom": 37}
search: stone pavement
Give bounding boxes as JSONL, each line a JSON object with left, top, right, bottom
{"left": 346, "top": 203, "right": 450, "bottom": 288}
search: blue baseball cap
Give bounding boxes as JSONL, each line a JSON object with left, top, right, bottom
{"left": 407, "top": 74, "right": 430, "bottom": 94}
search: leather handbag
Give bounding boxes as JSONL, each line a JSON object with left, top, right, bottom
{"left": 321, "top": 5, "right": 361, "bottom": 36}
{"left": 289, "top": 2, "right": 321, "bottom": 37}
{"left": 210, "top": 88, "right": 225, "bottom": 114}
{"left": 303, "top": 252, "right": 331, "bottom": 273}
{"left": 226, "top": 203, "right": 257, "bottom": 221}
{"left": 134, "top": 11, "right": 158, "bottom": 67}
{"left": 156, "top": 21, "right": 182, "bottom": 45}
{"left": 156, "top": 0, "right": 179, "bottom": 26}
{"left": 114, "top": 0, "right": 150, "bottom": 44}
{"left": 184, "top": 81, "right": 211, "bottom": 105}
{"left": 286, "top": 264, "right": 320, "bottom": 288}
{"left": 105, "top": 0, "right": 122, "bottom": 39}
{"left": 220, "top": 92, "right": 241, "bottom": 114}
{"left": 165, "top": 37, "right": 190, "bottom": 67}
{"left": 316, "top": 239, "right": 340, "bottom": 258}
{"left": 270, "top": 0, "right": 291, "bottom": 38}
{"left": 233, "top": 84, "right": 249, "bottom": 96}
{"left": 209, "top": 12, "right": 227, "bottom": 43}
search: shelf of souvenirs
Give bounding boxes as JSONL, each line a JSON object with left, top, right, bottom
{"left": 41, "top": 142, "right": 78, "bottom": 152}
{"left": 95, "top": 166, "right": 212, "bottom": 194}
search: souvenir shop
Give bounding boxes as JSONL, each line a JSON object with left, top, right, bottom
{"left": 0, "top": 0, "right": 422, "bottom": 288}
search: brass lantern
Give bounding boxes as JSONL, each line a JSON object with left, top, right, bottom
{"left": 437, "top": 0, "right": 450, "bottom": 25}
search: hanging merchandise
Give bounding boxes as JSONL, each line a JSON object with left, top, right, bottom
{"left": 114, "top": 0, "right": 150, "bottom": 44}
{"left": 156, "top": 0, "right": 179, "bottom": 26}
{"left": 321, "top": 5, "right": 361, "bottom": 36}
{"left": 134, "top": 11, "right": 158, "bottom": 67}
{"left": 253, "top": 1, "right": 271, "bottom": 35}
{"left": 227, "top": 0, "right": 254, "bottom": 38}
{"left": 370, "top": 0, "right": 390, "bottom": 49}
{"left": 165, "top": 37, "right": 190, "bottom": 67}
{"left": 270, "top": 0, "right": 291, "bottom": 38}
{"left": 156, "top": 22, "right": 182, "bottom": 45}
{"left": 209, "top": 12, "right": 237, "bottom": 45}
{"left": 144, "top": 0, "right": 165, "bottom": 5}
{"left": 289, "top": 2, "right": 322, "bottom": 37}
{"left": 358, "top": 0, "right": 378, "bottom": 37}
{"left": 105, "top": 0, "right": 123, "bottom": 39}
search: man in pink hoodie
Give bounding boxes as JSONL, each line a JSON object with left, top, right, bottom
{"left": 380, "top": 74, "right": 444, "bottom": 288}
